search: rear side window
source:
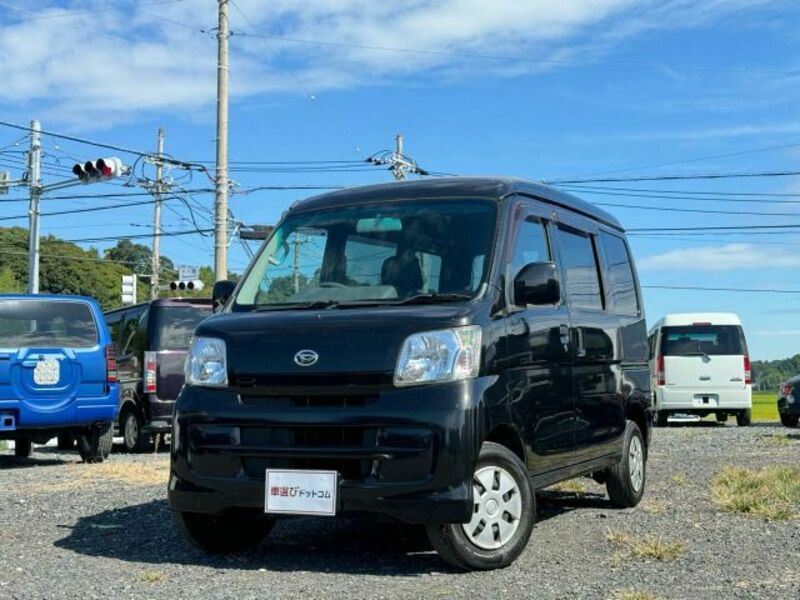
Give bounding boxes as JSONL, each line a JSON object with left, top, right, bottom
{"left": 556, "top": 226, "right": 604, "bottom": 311}
{"left": 0, "top": 299, "right": 98, "bottom": 348}
{"left": 660, "top": 325, "right": 746, "bottom": 356}
{"left": 599, "top": 231, "right": 639, "bottom": 315}
{"left": 152, "top": 306, "right": 212, "bottom": 350}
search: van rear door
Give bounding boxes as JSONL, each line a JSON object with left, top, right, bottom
{"left": 0, "top": 299, "right": 105, "bottom": 406}
{"left": 660, "top": 325, "right": 748, "bottom": 390}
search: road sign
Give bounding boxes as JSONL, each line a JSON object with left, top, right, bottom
{"left": 177, "top": 265, "right": 199, "bottom": 282}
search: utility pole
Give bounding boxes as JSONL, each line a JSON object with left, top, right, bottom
{"left": 391, "top": 133, "right": 405, "bottom": 181}
{"left": 27, "top": 120, "right": 41, "bottom": 294}
{"left": 151, "top": 127, "right": 165, "bottom": 300}
{"left": 214, "top": 0, "right": 230, "bottom": 281}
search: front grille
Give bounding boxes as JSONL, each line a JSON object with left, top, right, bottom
{"left": 240, "top": 394, "right": 376, "bottom": 409}
{"left": 242, "top": 456, "right": 371, "bottom": 481}
{"left": 240, "top": 425, "right": 377, "bottom": 448}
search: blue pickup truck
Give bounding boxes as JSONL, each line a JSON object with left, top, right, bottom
{"left": 0, "top": 294, "right": 119, "bottom": 463}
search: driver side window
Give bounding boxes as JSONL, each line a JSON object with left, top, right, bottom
{"left": 509, "top": 217, "right": 551, "bottom": 282}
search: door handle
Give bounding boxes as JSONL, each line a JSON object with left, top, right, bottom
{"left": 559, "top": 324, "right": 570, "bottom": 353}
{"left": 575, "top": 328, "right": 587, "bottom": 358}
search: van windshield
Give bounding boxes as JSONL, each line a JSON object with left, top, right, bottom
{"left": 0, "top": 299, "right": 98, "bottom": 348}
{"left": 660, "top": 325, "right": 746, "bottom": 357}
{"left": 151, "top": 305, "right": 212, "bottom": 350}
{"left": 235, "top": 200, "right": 497, "bottom": 309}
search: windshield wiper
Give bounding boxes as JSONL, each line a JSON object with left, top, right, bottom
{"left": 394, "top": 292, "right": 473, "bottom": 305}
{"left": 683, "top": 351, "right": 711, "bottom": 361}
{"left": 255, "top": 300, "right": 340, "bottom": 311}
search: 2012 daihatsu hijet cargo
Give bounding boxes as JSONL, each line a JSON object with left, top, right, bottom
{"left": 169, "top": 177, "right": 652, "bottom": 570}
{"left": 648, "top": 313, "right": 752, "bottom": 427}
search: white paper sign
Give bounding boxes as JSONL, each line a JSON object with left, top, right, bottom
{"left": 265, "top": 470, "right": 337, "bottom": 516}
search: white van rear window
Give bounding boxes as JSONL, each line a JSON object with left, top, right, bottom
{"left": 660, "top": 325, "right": 746, "bottom": 356}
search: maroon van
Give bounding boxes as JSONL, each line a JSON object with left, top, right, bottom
{"left": 105, "top": 298, "right": 212, "bottom": 452}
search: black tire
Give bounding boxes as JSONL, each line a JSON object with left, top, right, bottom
{"left": 715, "top": 413, "right": 727, "bottom": 423}
{"left": 77, "top": 422, "right": 113, "bottom": 463}
{"left": 425, "top": 441, "right": 535, "bottom": 571}
{"left": 173, "top": 511, "right": 274, "bottom": 554}
{"left": 120, "top": 404, "right": 152, "bottom": 453}
{"left": 57, "top": 433, "right": 75, "bottom": 450}
{"left": 606, "top": 420, "right": 646, "bottom": 508}
{"left": 736, "top": 409, "right": 752, "bottom": 427}
{"left": 656, "top": 411, "right": 669, "bottom": 427}
{"left": 779, "top": 413, "right": 798, "bottom": 428}
{"left": 14, "top": 438, "right": 33, "bottom": 458}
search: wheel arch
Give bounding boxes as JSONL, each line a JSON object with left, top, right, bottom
{"left": 483, "top": 423, "right": 526, "bottom": 465}
{"left": 626, "top": 399, "right": 650, "bottom": 448}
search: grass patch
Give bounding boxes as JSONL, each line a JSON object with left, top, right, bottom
{"left": 670, "top": 473, "right": 688, "bottom": 486}
{"left": 140, "top": 571, "right": 166, "bottom": 584}
{"left": 752, "top": 392, "right": 779, "bottom": 422}
{"left": 711, "top": 465, "right": 800, "bottom": 520}
{"left": 549, "top": 479, "right": 588, "bottom": 496}
{"left": 640, "top": 498, "right": 668, "bottom": 514}
{"left": 0, "top": 440, "right": 6, "bottom": 451}
{"left": 27, "top": 459, "right": 169, "bottom": 494}
{"left": 760, "top": 433, "right": 798, "bottom": 447}
{"left": 612, "top": 591, "right": 662, "bottom": 600}
{"left": 605, "top": 528, "right": 687, "bottom": 562}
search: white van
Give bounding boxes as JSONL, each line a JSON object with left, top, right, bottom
{"left": 648, "top": 313, "right": 752, "bottom": 426}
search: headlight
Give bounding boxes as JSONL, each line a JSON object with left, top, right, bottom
{"left": 394, "top": 326, "right": 482, "bottom": 387}
{"left": 185, "top": 337, "right": 228, "bottom": 387}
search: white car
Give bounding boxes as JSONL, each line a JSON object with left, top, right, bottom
{"left": 648, "top": 313, "right": 752, "bottom": 426}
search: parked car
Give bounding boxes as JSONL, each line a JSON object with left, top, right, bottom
{"left": 0, "top": 294, "right": 118, "bottom": 462}
{"left": 105, "top": 298, "right": 212, "bottom": 452}
{"left": 648, "top": 313, "right": 752, "bottom": 427}
{"left": 778, "top": 377, "right": 800, "bottom": 428}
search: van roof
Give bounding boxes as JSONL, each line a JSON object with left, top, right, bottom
{"left": 290, "top": 177, "right": 623, "bottom": 231}
{"left": 652, "top": 313, "right": 743, "bottom": 329}
{"left": 105, "top": 297, "right": 213, "bottom": 315}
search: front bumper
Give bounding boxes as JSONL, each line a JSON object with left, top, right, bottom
{"left": 655, "top": 386, "right": 751, "bottom": 412}
{"left": 0, "top": 386, "right": 119, "bottom": 431}
{"left": 168, "top": 378, "right": 495, "bottom": 524}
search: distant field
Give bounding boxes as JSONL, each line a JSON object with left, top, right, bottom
{"left": 752, "top": 392, "right": 779, "bottom": 422}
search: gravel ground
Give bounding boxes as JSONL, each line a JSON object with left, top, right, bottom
{"left": 1, "top": 423, "right": 798, "bottom": 600}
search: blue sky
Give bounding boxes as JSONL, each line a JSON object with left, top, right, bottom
{"left": 1, "top": 0, "right": 800, "bottom": 359}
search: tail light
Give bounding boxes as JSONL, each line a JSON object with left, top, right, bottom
{"left": 656, "top": 354, "right": 665, "bottom": 386}
{"left": 144, "top": 351, "right": 157, "bottom": 394}
{"left": 781, "top": 382, "right": 792, "bottom": 397}
{"left": 743, "top": 355, "right": 751, "bottom": 385}
{"left": 105, "top": 344, "right": 118, "bottom": 383}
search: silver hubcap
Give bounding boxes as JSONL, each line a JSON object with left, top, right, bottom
{"left": 629, "top": 435, "right": 644, "bottom": 492}
{"left": 462, "top": 465, "right": 522, "bottom": 550}
{"left": 125, "top": 414, "right": 138, "bottom": 447}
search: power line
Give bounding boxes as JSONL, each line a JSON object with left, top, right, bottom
{"left": 546, "top": 170, "right": 800, "bottom": 184}
{"left": 0, "top": 193, "right": 207, "bottom": 221}
{"left": 594, "top": 201, "right": 800, "bottom": 217}
{"left": 0, "top": 249, "right": 137, "bottom": 265}
{"left": 562, "top": 184, "right": 800, "bottom": 198}
{"left": 64, "top": 228, "right": 215, "bottom": 244}
{"left": 560, "top": 186, "right": 800, "bottom": 204}
{"left": 628, "top": 224, "right": 800, "bottom": 232}
{"left": 642, "top": 285, "right": 800, "bottom": 294}
{"left": 0, "top": 189, "right": 214, "bottom": 203}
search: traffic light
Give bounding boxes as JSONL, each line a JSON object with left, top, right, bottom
{"left": 169, "top": 280, "right": 204, "bottom": 292}
{"left": 121, "top": 274, "right": 137, "bottom": 305}
{"left": 73, "top": 157, "right": 127, "bottom": 183}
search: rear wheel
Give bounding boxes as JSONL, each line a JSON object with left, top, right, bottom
{"left": 736, "top": 409, "right": 752, "bottom": 427}
{"left": 14, "top": 438, "right": 33, "bottom": 458}
{"left": 173, "top": 511, "right": 274, "bottom": 554}
{"left": 77, "top": 422, "right": 113, "bottom": 463}
{"left": 121, "top": 405, "right": 152, "bottom": 453}
{"left": 779, "top": 413, "right": 799, "bottom": 428}
{"left": 425, "top": 442, "right": 535, "bottom": 571}
{"left": 656, "top": 411, "right": 669, "bottom": 427}
{"left": 606, "top": 420, "right": 646, "bottom": 508}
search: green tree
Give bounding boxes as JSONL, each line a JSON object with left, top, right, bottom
{"left": 0, "top": 265, "right": 22, "bottom": 292}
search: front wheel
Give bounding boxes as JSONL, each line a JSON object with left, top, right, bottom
{"left": 780, "top": 413, "right": 799, "bottom": 428}
{"left": 736, "top": 409, "right": 752, "bottom": 427}
{"left": 426, "top": 442, "right": 535, "bottom": 571}
{"left": 14, "top": 438, "right": 33, "bottom": 458}
{"left": 173, "top": 511, "right": 275, "bottom": 554}
{"left": 606, "top": 420, "right": 646, "bottom": 508}
{"left": 77, "top": 422, "right": 113, "bottom": 463}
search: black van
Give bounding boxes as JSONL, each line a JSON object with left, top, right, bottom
{"left": 169, "top": 178, "right": 651, "bottom": 570}
{"left": 105, "top": 298, "right": 212, "bottom": 452}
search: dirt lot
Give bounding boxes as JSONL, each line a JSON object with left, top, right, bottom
{"left": 1, "top": 424, "right": 798, "bottom": 600}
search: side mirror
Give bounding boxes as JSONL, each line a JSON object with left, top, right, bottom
{"left": 513, "top": 262, "right": 560, "bottom": 306}
{"left": 212, "top": 280, "right": 236, "bottom": 313}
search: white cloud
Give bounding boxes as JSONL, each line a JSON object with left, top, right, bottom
{"left": 639, "top": 243, "right": 800, "bottom": 272}
{"left": 0, "top": 0, "right": 783, "bottom": 126}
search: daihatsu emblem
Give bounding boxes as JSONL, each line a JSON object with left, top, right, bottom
{"left": 294, "top": 349, "right": 319, "bottom": 367}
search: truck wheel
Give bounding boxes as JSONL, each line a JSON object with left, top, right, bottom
{"left": 780, "top": 413, "right": 799, "bottom": 428}
{"left": 121, "top": 405, "right": 152, "bottom": 453}
{"left": 736, "top": 409, "right": 752, "bottom": 427}
{"left": 656, "top": 411, "right": 669, "bottom": 427}
{"left": 425, "top": 442, "right": 535, "bottom": 571}
{"left": 14, "top": 438, "right": 33, "bottom": 458}
{"left": 606, "top": 420, "right": 646, "bottom": 508}
{"left": 173, "top": 511, "right": 274, "bottom": 554}
{"left": 57, "top": 433, "right": 75, "bottom": 450}
{"left": 77, "top": 422, "right": 113, "bottom": 463}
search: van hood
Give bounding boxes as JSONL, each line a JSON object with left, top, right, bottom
{"left": 195, "top": 305, "right": 471, "bottom": 389}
